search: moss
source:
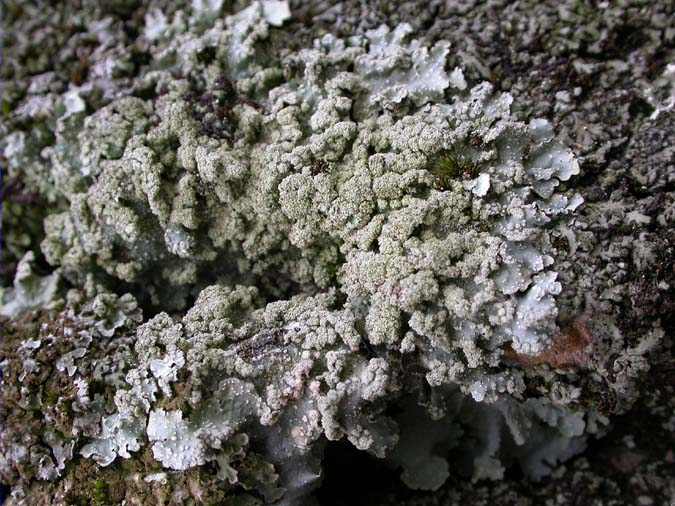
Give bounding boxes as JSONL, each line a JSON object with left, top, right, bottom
{"left": 262, "top": 69, "right": 285, "bottom": 90}
{"left": 429, "top": 149, "right": 479, "bottom": 190}
{"left": 38, "top": 447, "right": 240, "bottom": 505}
{"left": 43, "top": 387, "right": 60, "bottom": 406}
{"left": 1, "top": 99, "right": 11, "bottom": 117}
{"left": 92, "top": 479, "right": 110, "bottom": 506}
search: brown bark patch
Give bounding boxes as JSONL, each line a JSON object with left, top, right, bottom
{"left": 504, "top": 318, "right": 593, "bottom": 370}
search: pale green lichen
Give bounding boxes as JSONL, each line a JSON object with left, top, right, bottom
{"left": 0, "top": 1, "right": 664, "bottom": 505}
{"left": 0, "top": 252, "right": 60, "bottom": 318}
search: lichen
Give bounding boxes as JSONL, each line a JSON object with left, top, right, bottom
{"left": 0, "top": 1, "right": 669, "bottom": 505}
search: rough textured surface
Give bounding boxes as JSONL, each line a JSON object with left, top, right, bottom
{"left": 1, "top": 1, "right": 673, "bottom": 505}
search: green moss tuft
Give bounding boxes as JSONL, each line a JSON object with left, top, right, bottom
{"left": 429, "top": 149, "right": 479, "bottom": 190}
{"left": 92, "top": 479, "right": 110, "bottom": 506}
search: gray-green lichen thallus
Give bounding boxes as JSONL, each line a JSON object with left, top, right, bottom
{"left": 0, "top": 0, "right": 669, "bottom": 504}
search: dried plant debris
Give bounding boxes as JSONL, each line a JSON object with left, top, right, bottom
{"left": 1, "top": 1, "right": 672, "bottom": 505}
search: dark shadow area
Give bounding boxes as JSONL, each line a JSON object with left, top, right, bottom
{"left": 315, "top": 440, "right": 409, "bottom": 506}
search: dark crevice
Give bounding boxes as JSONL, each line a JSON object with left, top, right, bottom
{"left": 315, "top": 440, "right": 407, "bottom": 506}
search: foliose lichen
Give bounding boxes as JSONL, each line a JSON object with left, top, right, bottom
{"left": 0, "top": 1, "right": 666, "bottom": 504}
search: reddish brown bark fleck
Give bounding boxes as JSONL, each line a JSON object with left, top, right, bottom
{"left": 504, "top": 318, "right": 594, "bottom": 370}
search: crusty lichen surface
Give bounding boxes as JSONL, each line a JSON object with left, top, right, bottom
{"left": 1, "top": 1, "right": 671, "bottom": 505}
